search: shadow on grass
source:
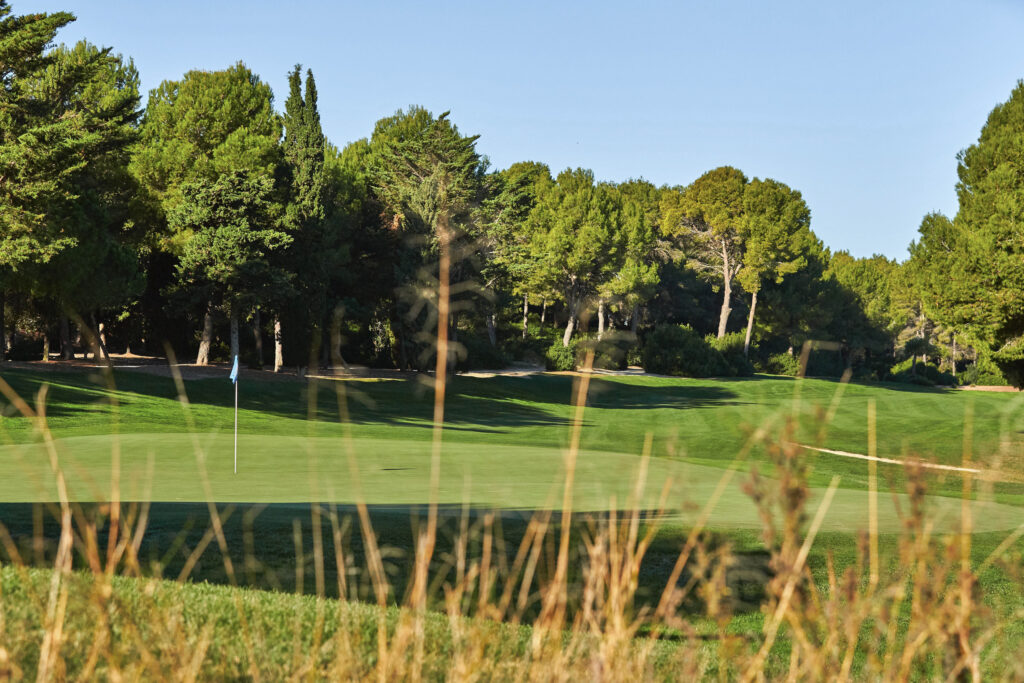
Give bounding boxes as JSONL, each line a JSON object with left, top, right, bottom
{"left": 0, "top": 367, "right": 747, "bottom": 435}
{"left": 0, "top": 502, "right": 771, "bottom": 618}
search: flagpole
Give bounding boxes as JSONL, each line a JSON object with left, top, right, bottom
{"left": 229, "top": 354, "right": 239, "bottom": 473}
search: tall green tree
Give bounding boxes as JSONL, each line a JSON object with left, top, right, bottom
{"left": 0, "top": 2, "right": 78, "bottom": 272}
{"left": 737, "top": 178, "right": 813, "bottom": 356}
{"left": 662, "top": 166, "right": 748, "bottom": 338}
{"left": 369, "top": 107, "right": 483, "bottom": 369}
{"left": 928, "top": 81, "right": 1024, "bottom": 384}
{"left": 277, "top": 65, "right": 342, "bottom": 370}
{"left": 0, "top": 18, "right": 145, "bottom": 360}
{"left": 131, "top": 62, "right": 281, "bottom": 364}
{"left": 27, "top": 40, "right": 144, "bottom": 360}
{"left": 480, "top": 161, "right": 552, "bottom": 341}
{"left": 906, "top": 212, "right": 965, "bottom": 374}
{"left": 607, "top": 180, "right": 662, "bottom": 336}
{"left": 169, "top": 171, "right": 289, "bottom": 360}
{"left": 526, "top": 168, "right": 627, "bottom": 346}
{"left": 0, "top": 4, "right": 147, "bottom": 359}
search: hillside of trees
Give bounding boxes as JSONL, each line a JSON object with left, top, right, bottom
{"left": 1, "top": 3, "right": 1022, "bottom": 387}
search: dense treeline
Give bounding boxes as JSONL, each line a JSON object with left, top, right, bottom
{"left": 0, "top": 3, "right": 1021, "bottom": 386}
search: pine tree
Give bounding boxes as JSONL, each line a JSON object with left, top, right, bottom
{"left": 132, "top": 62, "right": 281, "bottom": 364}
{"left": 0, "top": 3, "right": 86, "bottom": 268}
{"left": 0, "top": 3, "right": 144, "bottom": 361}
{"left": 942, "top": 81, "right": 1024, "bottom": 385}
{"left": 170, "top": 171, "right": 290, "bottom": 361}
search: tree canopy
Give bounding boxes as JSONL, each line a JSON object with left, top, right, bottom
{"left": 3, "top": 0, "right": 1024, "bottom": 389}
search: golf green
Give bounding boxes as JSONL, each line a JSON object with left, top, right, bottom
{"left": 3, "top": 431, "right": 1020, "bottom": 533}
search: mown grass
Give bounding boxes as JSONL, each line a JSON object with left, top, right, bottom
{"left": 1, "top": 364, "right": 1023, "bottom": 679}
{"left": 1, "top": 367, "right": 1022, "bottom": 506}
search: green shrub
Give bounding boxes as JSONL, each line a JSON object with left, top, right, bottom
{"left": 958, "top": 354, "right": 1008, "bottom": 386}
{"left": 758, "top": 352, "right": 801, "bottom": 376}
{"left": 706, "top": 332, "right": 755, "bottom": 377}
{"left": 641, "top": 324, "right": 729, "bottom": 377}
{"left": 6, "top": 335, "right": 43, "bottom": 361}
{"left": 886, "top": 357, "right": 955, "bottom": 387}
{"left": 501, "top": 332, "right": 550, "bottom": 367}
{"left": 456, "top": 335, "right": 509, "bottom": 371}
{"left": 578, "top": 331, "right": 633, "bottom": 371}
{"left": 545, "top": 339, "right": 578, "bottom": 371}
{"left": 803, "top": 348, "right": 845, "bottom": 377}
{"left": 626, "top": 344, "right": 643, "bottom": 368}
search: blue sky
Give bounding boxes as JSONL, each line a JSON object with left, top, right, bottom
{"left": 19, "top": 0, "right": 1024, "bottom": 259}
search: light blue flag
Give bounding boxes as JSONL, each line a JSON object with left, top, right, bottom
{"left": 229, "top": 355, "right": 239, "bottom": 384}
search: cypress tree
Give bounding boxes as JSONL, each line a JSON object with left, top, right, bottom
{"left": 278, "top": 65, "right": 335, "bottom": 371}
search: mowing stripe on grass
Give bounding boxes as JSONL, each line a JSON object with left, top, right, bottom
{"left": 795, "top": 443, "right": 982, "bottom": 474}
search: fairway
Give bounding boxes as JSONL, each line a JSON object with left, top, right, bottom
{"left": 3, "top": 426, "right": 1022, "bottom": 533}
{"left": 2, "top": 367, "right": 1023, "bottom": 535}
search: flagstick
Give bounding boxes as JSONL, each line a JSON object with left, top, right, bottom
{"left": 234, "top": 376, "right": 238, "bottom": 474}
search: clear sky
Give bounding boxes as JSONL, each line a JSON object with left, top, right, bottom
{"left": 18, "top": 0, "right": 1024, "bottom": 259}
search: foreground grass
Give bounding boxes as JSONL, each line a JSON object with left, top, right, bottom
{"left": 2, "top": 524, "right": 1023, "bottom": 680}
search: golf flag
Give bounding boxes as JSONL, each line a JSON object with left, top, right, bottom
{"left": 230, "top": 355, "right": 239, "bottom": 473}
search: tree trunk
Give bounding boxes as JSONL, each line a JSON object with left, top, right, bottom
{"left": 743, "top": 291, "right": 758, "bottom": 358}
{"left": 597, "top": 299, "right": 606, "bottom": 341}
{"left": 330, "top": 306, "right": 350, "bottom": 372}
{"left": 252, "top": 308, "right": 263, "bottom": 369}
{"left": 631, "top": 302, "right": 639, "bottom": 337}
{"left": 42, "top": 333, "right": 50, "bottom": 362}
{"left": 320, "top": 325, "right": 330, "bottom": 371}
{"left": 952, "top": 334, "right": 957, "bottom": 378}
{"left": 486, "top": 312, "right": 497, "bottom": 346}
{"left": 98, "top": 319, "right": 109, "bottom": 360}
{"left": 562, "top": 299, "right": 578, "bottom": 347}
{"left": 230, "top": 309, "right": 240, "bottom": 360}
{"left": 540, "top": 299, "right": 547, "bottom": 331}
{"left": 273, "top": 316, "right": 283, "bottom": 373}
{"left": 0, "top": 290, "right": 5, "bottom": 362}
{"left": 717, "top": 246, "right": 733, "bottom": 339}
{"left": 196, "top": 302, "right": 214, "bottom": 366}
{"left": 91, "top": 313, "right": 110, "bottom": 361}
{"left": 522, "top": 293, "right": 528, "bottom": 340}
{"left": 60, "top": 316, "right": 72, "bottom": 360}
{"left": 911, "top": 354, "right": 917, "bottom": 376}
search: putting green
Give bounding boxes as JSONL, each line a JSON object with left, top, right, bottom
{"left": 2, "top": 432, "right": 1019, "bottom": 533}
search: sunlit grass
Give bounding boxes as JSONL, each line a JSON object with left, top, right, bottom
{"left": 1, "top": 362, "right": 1023, "bottom": 679}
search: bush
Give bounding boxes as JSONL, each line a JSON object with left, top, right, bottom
{"left": 886, "top": 357, "right": 955, "bottom": 387}
{"left": 6, "top": 335, "right": 43, "bottom": 361}
{"left": 804, "top": 348, "right": 846, "bottom": 377}
{"left": 968, "top": 353, "right": 1011, "bottom": 386}
{"left": 706, "top": 332, "right": 755, "bottom": 377}
{"left": 626, "top": 344, "right": 643, "bottom": 368}
{"left": 501, "top": 332, "right": 550, "bottom": 367}
{"left": 545, "top": 338, "right": 578, "bottom": 371}
{"left": 578, "top": 331, "right": 634, "bottom": 371}
{"left": 641, "top": 324, "right": 729, "bottom": 377}
{"left": 758, "top": 352, "right": 801, "bottom": 377}
{"left": 456, "top": 335, "right": 509, "bottom": 371}
{"left": 953, "top": 354, "right": 1009, "bottom": 387}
